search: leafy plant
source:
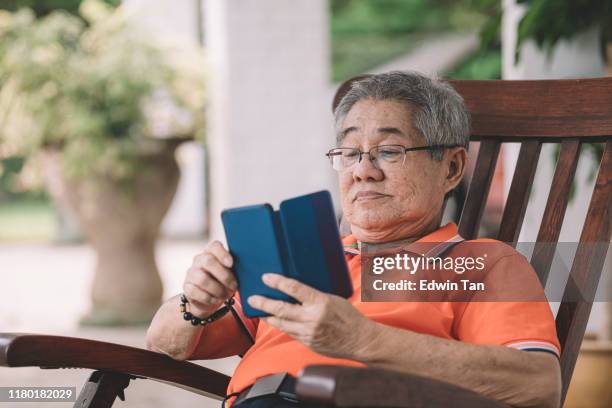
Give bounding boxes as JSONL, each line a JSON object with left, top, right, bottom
{"left": 463, "top": 0, "right": 612, "bottom": 63}
{"left": 515, "top": 0, "right": 612, "bottom": 63}
{"left": 0, "top": 0, "right": 206, "bottom": 182}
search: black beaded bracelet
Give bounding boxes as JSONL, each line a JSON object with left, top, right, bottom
{"left": 180, "top": 294, "right": 235, "bottom": 326}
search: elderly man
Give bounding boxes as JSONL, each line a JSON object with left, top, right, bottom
{"left": 146, "top": 71, "right": 561, "bottom": 408}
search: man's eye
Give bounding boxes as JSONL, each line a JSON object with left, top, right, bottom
{"left": 378, "top": 149, "right": 402, "bottom": 159}
{"left": 343, "top": 150, "right": 360, "bottom": 158}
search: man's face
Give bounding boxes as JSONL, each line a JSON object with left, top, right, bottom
{"left": 338, "top": 99, "right": 450, "bottom": 242}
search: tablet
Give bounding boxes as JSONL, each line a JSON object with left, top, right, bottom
{"left": 221, "top": 190, "right": 353, "bottom": 317}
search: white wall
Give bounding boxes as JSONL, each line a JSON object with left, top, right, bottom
{"left": 204, "top": 0, "right": 335, "bottom": 241}
{"left": 501, "top": 0, "right": 608, "bottom": 333}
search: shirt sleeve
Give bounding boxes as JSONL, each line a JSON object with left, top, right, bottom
{"left": 453, "top": 253, "right": 561, "bottom": 357}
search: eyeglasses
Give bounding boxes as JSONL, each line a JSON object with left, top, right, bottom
{"left": 325, "top": 144, "right": 463, "bottom": 171}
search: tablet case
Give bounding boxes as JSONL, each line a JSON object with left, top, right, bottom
{"left": 221, "top": 190, "right": 353, "bottom": 317}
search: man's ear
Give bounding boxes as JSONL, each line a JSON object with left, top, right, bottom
{"left": 444, "top": 147, "right": 467, "bottom": 193}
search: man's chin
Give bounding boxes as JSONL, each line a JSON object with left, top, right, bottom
{"left": 347, "top": 212, "right": 395, "bottom": 232}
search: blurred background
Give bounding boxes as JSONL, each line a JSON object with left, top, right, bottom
{"left": 0, "top": 0, "right": 610, "bottom": 407}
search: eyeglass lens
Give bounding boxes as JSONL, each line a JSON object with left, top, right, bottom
{"left": 330, "top": 146, "right": 406, "bottom": 170}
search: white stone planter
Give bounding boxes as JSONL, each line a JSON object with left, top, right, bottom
{"left": 41, "top": 143, "right": 181, "bottom": 325}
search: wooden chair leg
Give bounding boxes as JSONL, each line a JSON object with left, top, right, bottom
{"left": 74, "top": 371, "right": 137, "bottom": 408}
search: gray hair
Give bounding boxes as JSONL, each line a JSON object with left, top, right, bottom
{"left": 334, "top": 71, "right": 470, "bottom": 160}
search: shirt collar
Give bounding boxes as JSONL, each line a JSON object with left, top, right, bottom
{"left": 342, "top": 222, "right": 463, "bottom": 258}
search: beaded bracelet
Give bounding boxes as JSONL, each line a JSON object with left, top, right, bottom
{"left": 180, "top": 294, "right": 235, "bottom": 326}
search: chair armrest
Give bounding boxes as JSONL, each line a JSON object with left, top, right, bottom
{"left": 296, "top": 365, "right": 511, "bottom": 408}
{"left": 0, "top": 333, "right": 230, "bottom": 401}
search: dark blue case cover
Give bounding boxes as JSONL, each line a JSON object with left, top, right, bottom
{"left": 221, "top": 190, "right": 353, "bottom": 317}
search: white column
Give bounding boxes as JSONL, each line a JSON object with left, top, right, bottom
{"left": 204, "top": 0, "right": 335, "bottom": 241}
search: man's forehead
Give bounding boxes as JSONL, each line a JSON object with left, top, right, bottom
{"left": 344, "top": 99, "right": 414, "bottom": 124}
{"left": 339, "top": 99, "right": 420, "bottom": 143}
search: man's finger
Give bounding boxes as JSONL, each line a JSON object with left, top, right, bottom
{"left": 261, "top": 273, "right": 320, "bottom": 303}
{"left": 190, "top": 269, "right": 229, "bottom": 299}
{"left": 184, "top": 282, "right": 222, "bottom": 307}
{"left": 207, "top": 240, "right": 234, "bottom": 268}
{"left": 203, "top": 260, "right": 238, "bottom": 292}
{"left": 247, "top": 295, "right": 302, "bottom": 320}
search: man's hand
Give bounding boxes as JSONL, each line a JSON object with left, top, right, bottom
{"left": 183, "top": 240, "right": 238, "bottom": 317}
{"left": 247, "top": 273, "right": 374, "bottom": 359}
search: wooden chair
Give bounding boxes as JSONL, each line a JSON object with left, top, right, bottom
{"left": 2, "top": 77, "right": 611, "bottom": 407}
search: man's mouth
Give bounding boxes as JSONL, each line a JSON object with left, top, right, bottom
{"left": 353, "top": 191, "right": 390, "bottom": 202}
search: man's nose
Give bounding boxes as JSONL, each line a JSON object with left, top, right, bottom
{"left": 352, "top": 153, "right": 384, "bottom": 182}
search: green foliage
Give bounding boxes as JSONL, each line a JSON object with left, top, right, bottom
{"left": 0, "top": 157, "right": 45, "bottom": 200}
{"left": 432, "top": 0, "right": 502, "bottom": 48}
{"left": 332, "top": 0, "right": 452, "bottom": 35}
{"left": 0, "top": 0, "right": 120, "bottom": 18}
{"left": 445, "top": 1, "right": 612, "bottom": 66}
{"left": 330, "top": 0, "right": 502, "bottom": 82}
{"left": 330, "top": 0, "right": 453, "bottom": 81}
{"left": 0, "top": 0, "right": 207, "bottom": 184}
{"left": 515, "top": 0, "right": 612, "bottom": 63}
{"left": 446, "top": 47, "right": 502, "bottom": 80}
{"left": 332, "top": 32, "right": 424, "bottom": 82}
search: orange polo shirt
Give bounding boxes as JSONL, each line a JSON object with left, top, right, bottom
{"left": 210, "top": 222, "right": 560, "bottom": 401}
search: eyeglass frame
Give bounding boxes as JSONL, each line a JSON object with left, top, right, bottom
{"left": 325, "top": 144, "right": 464, "bottom": 171}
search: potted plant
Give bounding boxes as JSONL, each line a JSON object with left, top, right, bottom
{"left": 0, "top": 0, "right": 206, "bottom": 325}
{"left": 514, "top": 0, "right": 612, "bottom": 70}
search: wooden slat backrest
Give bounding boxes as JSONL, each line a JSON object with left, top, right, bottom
{"left": 457, "top": 139, "right": 501, "bottom": 239}
{"left": 555, "top": 140, "right": 612, "bottom": 403}
{"left": 453, "top": 79, "right": 612, "bottom": 406}
{"left": 531, "top": 140, "right": 582, "bottom": 284}
{"left": 497, "top": 140, "right": 541, "bottom": 245}
{"left": 332, "top": 76, "right": 612, "bottom": 407}
{"left": 448, "top": 78, "right": 612, "bottom": 140}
